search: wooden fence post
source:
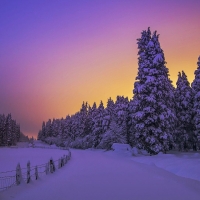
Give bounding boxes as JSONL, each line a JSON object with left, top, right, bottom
{"left": 16, "top": 163, "right": 22, "bottom": 185}
{"left": 69, "top": 150, "right": 71, "bottom": 159}
{"left": 45, "top": 162, "right": 49, "bottom": 175}
{"left": 27, "top": 161, "right": 31, "bottom": 183}
{"left": 66, "top": 155, "right": 68, "bottom": 163}
{"left": 61, "top": 156, "right": 64, "bottom": 167}
{"left": 35, "top": 166, "right": 38, "bottom": 180}
{"left": 58, "top": 158, "right": 61, "bottom": 169}
{"left": 63, "top": 155, "right": 66, "bottom": 165}
{"left": 65, "top": 155, "right": 68, "bottom": 163}
{"left": 50, "top": 158, "right": 55, "bottom": 173}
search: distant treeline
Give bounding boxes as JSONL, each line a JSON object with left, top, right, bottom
{"left": 0, "top": 113, "right": 27, "bottom": 146}
{"left": 38, "top": 28, "right": 200, "bottom": 155}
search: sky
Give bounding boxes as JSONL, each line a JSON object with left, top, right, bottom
{"left": 0, "top": 0, "right": 200, "bottom": 138}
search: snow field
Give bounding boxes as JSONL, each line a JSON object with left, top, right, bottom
{"left": 1, "top": 148, "right": 200, "bottom": 200}
{"left": 131, "top": 151, "right": 200, "bottom": 182}
{"left": 0, "top": 148, "right": 67, "bottom": 174}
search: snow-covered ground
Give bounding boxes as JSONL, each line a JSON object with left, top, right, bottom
{"left": 131, "top": 151, "right": 200, "bottom": 182}
{"left": 1, "top": 145, "right": 200, "bottom": 200}
{"left": 0, "top": 143, "right": 66, "bottom": 173}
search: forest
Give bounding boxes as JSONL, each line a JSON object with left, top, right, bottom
{"left": 36, "top": 28, "right": 199, "bottom": 154}
{"left": 0, "top": 113, "right": 22, "bottom": 146}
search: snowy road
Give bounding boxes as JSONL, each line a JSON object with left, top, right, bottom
{"left": 1, "top": 149, "right": 200, "bottom": 200}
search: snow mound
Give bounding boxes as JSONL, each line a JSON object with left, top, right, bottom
{"left": 131, "top": 147, "right": 151, "bottom": 156}
{"left": 16, "top": 142, "right": 29, "bottom": 148}
{"left": 139, "top": 149, "right": 150, "bottom": 156}
{"left": 132, "top": 147, "right": 139, "bottom": 156}
{"left": 111, "top": 143, "right": 132, "bottom": 152}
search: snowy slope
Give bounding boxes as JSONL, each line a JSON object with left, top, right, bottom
{"left": 1, "top": 148, "right": 200, "bottom": 200}
{"left": 131, "top": 151, "right": 200, "bottom": 182}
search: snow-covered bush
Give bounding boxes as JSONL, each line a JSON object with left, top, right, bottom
{"left": 44, "top": 137, "right": 64, "bottom": 147}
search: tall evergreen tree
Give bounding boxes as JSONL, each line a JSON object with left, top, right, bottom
{"left": 131, "top": 28, "right": 176, "bottom": 154}
{"left": 101, "top": 98, "right": 114, "bottom": 133}
{"left": 98, "top": 96, "right": 128, "bottom": 149}
{"left": 0, "top": 115, "right": 6, "bottom": 145}
{"left": 16, "top": 124, "right": 20, "bottom": 142}
{"left": 191, "top": 56, "right": 200, "bottom": 150}
{"left": 83, "top": 102, "right": 98, "bottom": 148}
{"left": 115, "top": 96, "right": 129, "bottom": 136}
{"left": 37, "top": 130, "right": 42, "bottom": 140}
{"left": 92, "top": 101, "right": 105, "bottom": 148}
{"left": 41, "top": 121, "right": 46, "bottom": 141}
{"left": 52, "top": 119, "right": 59, "bottom": 138}
{"left": 57, "top": 119, "right": 63, "bottom": 139}
{"left": 11, "top": 120, "right": 17, "bottom": 145}
{"left": 6, "top": 114, "right": 12, "bottom": 146}
{"left": 129, "top": 28, "right": 152, "bottom": 147}
{"left": 45, "top": 119, "right": 52, "bottom": 138}
{"left": 175, "top": 71, "right": 194, "bottom": 150}
{"left": 62, "top": 115, "right": 71, "bottom": 141}
{"left": 0, "top": 114, "right": 21, "bottom": 146}
{"left": 78, "top": 102, "right": 88, "bottom": 138}
{"left": 98, "top": 114, "right": 127, "bottom": 150}
{"left": 83, "top": 106, "right": 93, "bottom": 136}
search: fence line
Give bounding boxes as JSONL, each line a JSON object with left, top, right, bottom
{"left": 2, "top": 145, "right": 68, "bottom": 150}
{"left": 0, "top": 149, "right": 71, "bottom": 192}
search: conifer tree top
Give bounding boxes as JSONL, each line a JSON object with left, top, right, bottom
{"left": 198, "top": 56, "right": 200, "bottom": 66}
{"left": 192, "top": 56, "right": 200, "bottom": 92}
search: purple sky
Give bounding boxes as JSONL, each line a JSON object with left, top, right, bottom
{"left": 0, "top": 0, "right": 200, "bottom": 137}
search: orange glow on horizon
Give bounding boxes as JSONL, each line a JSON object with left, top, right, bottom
{"left": 0, "top": 1, "right": 200, "bottom": 138}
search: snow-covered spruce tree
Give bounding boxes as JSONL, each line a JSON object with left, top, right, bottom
{"left": 129, "top": 28, "right": 151, "bottom": 147}
{"left": 0, "top": 114, "right": 21, "bottom": 146}
{"left": 106, "top": 97, "right": 115, "bottom": 115}
{"left": 83, "top": 105, "right": 93, "bottom": 136}
{"left": 69, "top": 113, "right": 79, "bottom": 142}
{"left": 6, "top": 114, "right": 13, "bottom": 146}
{"left": 81, "top": 102, "right": 98, "bottom": 148}
{"left": 128, "top": 98, "right": 138, "bottom": 146}
{"left": 16, "top": 124, "right": 20, "bottom": 142}
{"left": 115, "top": 96, "right": 129, "bottom": 142}
{"left": 40, "top": 121, "right": 46, "bottom": 141}
{"left": 131, "top": 28, "right": 176, "bottom": 154}
{"left": 102, "top": 98, "right": 115, "bottom": 133}
{"left": 57, "top": 119, "right": 63, "bottom": 139}
{"left": 92, "top": 101, "right": 105, "bottom": 148}
{"left": 98, "top": 96, "right": 129, "bottom": 149}
{"left": 44, "top": 119, "right": 61, "bottom": 145}
{"left": 0, "top": 116, "right": 3, "bottom": 146}
{"left": 37, "top": 130, "right": 42, "bottom": 140}
{"left": 74, "top": 102, "right": 88, "bottom": 138}
{"left": 0, "top": 113, "right": 20, "bottom": 146}
{"left": 175, "top": 71, "right": 194, "bottom": 151}
{"left": 62, "top": 115, "right": 72, "bottom": 146}
{"left": 98, "top": 98, "right": 127, "bottom": 150}
{"left": 80, "top": 105, "right": 94, "bottom": 149}
{"left": 11, "top": 120, "right": 17, "bottom": 145}
{"left": 70, "top": 102, "right": 88, "bottom": 149}
{"left": 191, "top": 56, "right": 200, "bottom": 150}
{"left": 0, "top": 114, "right": 6, "bottom": 146}
{"left": 52, "top": 119, "right": 59, "bottom": 138}
{"left": 45, "top": 119, "right": 52, "bottom": 138}
{"left": 78, "top": 102, "right": 88, "bottom": 138}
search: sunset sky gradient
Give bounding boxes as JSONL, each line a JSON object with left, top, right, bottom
{"left": 0, "top": 0, "right": 200, "bottom": 137}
